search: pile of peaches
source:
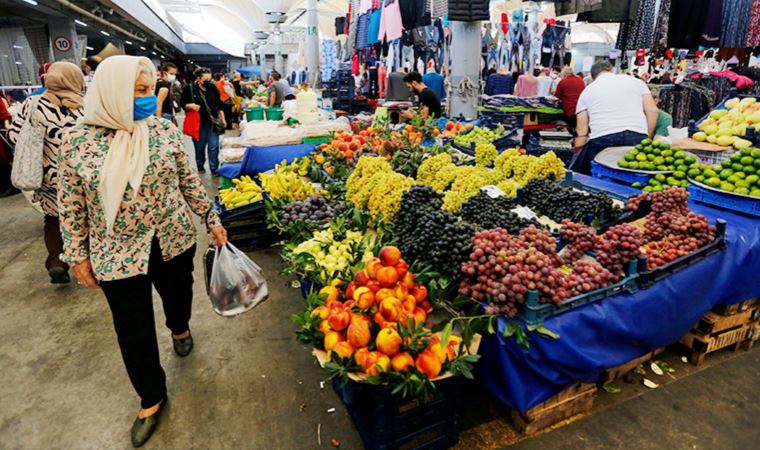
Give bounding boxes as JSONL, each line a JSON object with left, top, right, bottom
{"left": 310, "top": 246, "right": 463, "bottom": 379}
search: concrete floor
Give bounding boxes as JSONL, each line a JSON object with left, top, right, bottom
{"left": 1, "top": 135, "right": 759, "bottom": 449}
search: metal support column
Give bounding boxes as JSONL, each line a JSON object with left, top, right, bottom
{"left": 449, "top": 21, "right": 481, "bottom": 119}
{"left": 305, "top": 0, "right": 319, "bottom": 86}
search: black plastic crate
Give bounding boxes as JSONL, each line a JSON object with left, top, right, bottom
{"left": 332, "top": 377, "right": 462, "bottom": 450}
{"left": 637, "top": 219, "right": 727, "bottom": 289}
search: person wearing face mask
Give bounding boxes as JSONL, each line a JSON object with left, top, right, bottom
{"left": 8, "top": 61, "right": 84, "bottom": 283}
{"left": 58, "top": 55, "right": 228, "bottom": 448}
{"left": 180, "top": 68, "right": 225, "bottom": 175}
{"left": 155, "top": 62, "right": 177, "bottom": 121}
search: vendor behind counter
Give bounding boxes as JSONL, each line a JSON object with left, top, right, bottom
{"left": 401, "top": 72, "right": 442, "bottom": 120}
{"left": 570, "top": 60, "right": 659, "bottom": 174}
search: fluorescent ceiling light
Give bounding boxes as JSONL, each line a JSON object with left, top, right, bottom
{"left": 12, "top": 45, "right": 23, "bottom": 49}
{"left": 22, "top": 0, "right": 38, "bottom": 6}
{"left": 74, "top": 19, "right": 87, "bottom": 27}
{"left": 86, "top": 46, "right": 94, "bottom": 50}
{"left": 151, "top": 51, "right": 157, "bottom": 55}
{"left": 140, "top": 46, "right": 146, "bottom": 50}
{"left": 100, "top": 30, "right": 110, "bottom": 36}
{"left": 15, "top": 61, "right": 22, "bottom": 65}
{"left": 125, "top": 40, "right": 132, "bottom": 45}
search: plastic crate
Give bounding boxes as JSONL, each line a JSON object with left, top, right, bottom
{"left": 244, "top": 107, "right": 264, "bottom": 121}
{"left": 637, "top": 220, "right": 727, "bottom": 289}
{"left": 688, "top": 184, "right": 760, "bottom": 217}
{"left": 214, "top": 196, "right": 267, "bottom": 221}
{"left": 264, "top": 107, "right": 284, "bottom": 121}
{"left": 478, "top": 110, "right": 525, "bottom": 130}
{"left": 689, "top": 148, "right": 738, "bottom": 166}
{"left": 518, "top": 259, "right": 639, "bottom": 326}
{"left": 559, "top": 172, "right": 632, "bottom": 202}
{"left": 591, "top": 161, "right": 652, "bottom": 186}
{"left": 332, "top": 377, "right": 461, "bottom": 450}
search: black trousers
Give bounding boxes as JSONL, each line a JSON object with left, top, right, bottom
{"left": 43, "top": 215, "right": 67, "bottom": 271}
{"left": 100, "top": 238, "right": 196, "bottom": 408}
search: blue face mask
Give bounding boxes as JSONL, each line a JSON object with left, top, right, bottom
{"left": 133, "top": 95, "right": 157, "bottom": 120}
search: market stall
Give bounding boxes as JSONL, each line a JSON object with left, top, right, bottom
{"left": 478, "top": 173, "right": 760, "bottom": 413}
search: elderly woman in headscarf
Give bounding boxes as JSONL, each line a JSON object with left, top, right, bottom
{"left": 9, "top": 61, "right": 84, "bottom": 283}
{"left": 57, "top": 55, "right": 228, "bottom": 448}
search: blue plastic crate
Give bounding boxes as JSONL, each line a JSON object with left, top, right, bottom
{"left": 591, "top": 161, "right": 652, "bottom": 186}
{"left": 559, "top": 172, "right": 631, "bottom": 202}
{"left": 687, "top": 184, "right": 760, "bottom": 217}
{"left": 518, "top": 259, "right": 639, "bottom": 326}
{"left": 332, "top": 377, "right": 461, "bottom": 450}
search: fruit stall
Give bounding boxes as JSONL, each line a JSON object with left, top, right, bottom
{"left": 214, "top": 115, "right": 760, "bottom": 447}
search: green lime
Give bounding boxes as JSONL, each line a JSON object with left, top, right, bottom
{"left": 720, "top": 182, "right": 736, "bottom": 192}
{"left": 741, "top": 156, "right": 754, "bottom": 166}
{"left": 631, "top": 182, "right": 643, "bottom": 189}
{"left": 735, "top": 187, "right": 750, "bottom": 195}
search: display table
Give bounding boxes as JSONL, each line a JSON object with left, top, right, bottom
{"left": 478, "top": 173, "right": 760, "bottom": 413}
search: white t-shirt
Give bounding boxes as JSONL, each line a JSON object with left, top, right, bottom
{"left": 575, "top": 72, "right": 650, "bottom": 139}
{"left": 536, "top": 76, "right": 552, "bottom": 97}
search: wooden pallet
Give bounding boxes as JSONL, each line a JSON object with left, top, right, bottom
{"left": 739, "top": 321, "right": 759, "bottom": 351}
{"left": 695, "top": 307, "right": 760, "bottom": 335}
{"left": 599, "top": 348, "right": 665, "bottom": 386}
{"left": 680, "top": 323, "right": 754, "bottom": 366}
{"left": 511, "top": 383, "right": 596, "bottom": 436}
{"left": 711, "top": 299, "right": 758, "bottom": 317}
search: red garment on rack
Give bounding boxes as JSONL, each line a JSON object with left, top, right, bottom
{"left": 378, "top": 65, "right": 388, "bottom": 98}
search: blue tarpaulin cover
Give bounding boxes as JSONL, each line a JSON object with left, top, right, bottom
{"left": 478, "top": 173, "right": 760, "bottom": 413}
{"left": 216, "top": 143, "right": 315, "bottom": 179}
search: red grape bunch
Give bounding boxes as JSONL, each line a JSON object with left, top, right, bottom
{"left": 565, "top": 260, "right": 619, "bottom": 295}
{"left": 628, "top": 187, "right": 689, "bottom": 215}
{"left": 559, "top": 220, "right": 597, "bottom": 263}
{"left": 594, "top": 224, "right": 644, "bottom": 276}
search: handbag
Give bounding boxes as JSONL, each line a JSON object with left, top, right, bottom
{"left": 193, "top": 84, "right": 225, "bottom": 135}
{"left": 11, "top": 95, "right": 44, "bottom": 191}
{"left": 182, "top": 110, "right": 201, "bottom": 140}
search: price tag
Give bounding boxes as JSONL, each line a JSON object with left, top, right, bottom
{"left": 510, "top": 206, "right": 539, "bottom": 221}
{"left": 480, "top": 185, "right": 506, "bottom": 198}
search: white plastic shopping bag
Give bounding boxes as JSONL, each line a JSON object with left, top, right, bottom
{"left": 208, "top": 243, "right": 268, "bottom": 317}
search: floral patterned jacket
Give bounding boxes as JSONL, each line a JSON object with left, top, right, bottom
{"left": 58, "top": 117, "right": 221, "bottom": 281}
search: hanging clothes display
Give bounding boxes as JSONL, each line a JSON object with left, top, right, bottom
{"left": 578, "top": 0, "right": 638, "bottom": 23}
{"left": 667, "top": 0, "right": 709, "bottom": 50}
{"left": 428, "top": 0, "right": 448, "bottom": 19}
{"left": 555, "top": 0, "right": 603, "bottom": 16}
{"left": 514, "top": 72, "right": 538, "bottom": 97}
{"left": 700, "top": 0, "right": 723, "bottom": 47}
{"left": 720, "top": 0, "right": 753, "bottom": 48}
{"left": 623, "top": 0, "right": 657, "bottom": 50}
{"left": 367, "top": 9, "right": 382, "bottom": 45}
{"left": 399, "top": 0, "right": 430, "bottom": 29}
{"left": 651, "top": 0, "right": 671, "bottom": 53}
{"left": 748, "top": 0, "right": 760, "bottom": 48}
{"left": 447, "top": 0, "right": 489, "bottom": 22}
{"left": 658, "top": 82, "right": 716, "bottom": 128}
{"left": 378, "top": 0, "right": 404, "bottom": 43}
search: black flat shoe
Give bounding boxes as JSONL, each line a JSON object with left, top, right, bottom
{"left": 172, "top": 333, "right": 194, "bottom": 357}
{"left": 48, "top": 266, "right": 71, "bottom": 284}
{"left": 131, "top": 398, "right": 166, "bottom": 448}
